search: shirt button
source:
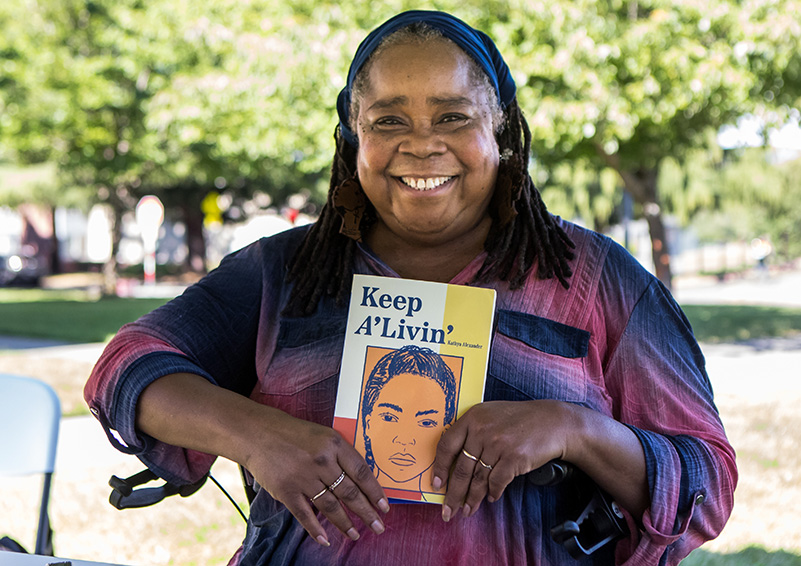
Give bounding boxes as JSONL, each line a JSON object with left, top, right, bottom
{"left": 694, "top": 493, "right": 705, "bottom": 505}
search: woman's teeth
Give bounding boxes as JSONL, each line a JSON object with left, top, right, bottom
{"left": 400, "top": 176, "right": 453, "bottom": 190}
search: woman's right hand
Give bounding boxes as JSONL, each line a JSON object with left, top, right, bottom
{"left": 136, "top": 373, "right": 388, "bottom": 547}
{"left": 244, "top": 409, "right": 390, "bottom": 546}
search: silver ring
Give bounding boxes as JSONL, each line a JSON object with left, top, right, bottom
{"left": 461, "top": 449, "right": 478, "bottom": 462}
{"left": 478, "top": 459, "right": 493, "bottom": 470}
{"left": 328, "top": 471, "right": 346, "bottom": 492}
{"left": 311, "top": 487, "right": 328, "bottom": 502}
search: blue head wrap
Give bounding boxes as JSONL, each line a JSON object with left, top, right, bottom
{"left": 336, "top": 10, "right": 517, "bottom": 148}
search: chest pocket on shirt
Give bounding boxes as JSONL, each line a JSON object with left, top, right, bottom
{"left": 259, "top": 314, "right": 346, "bottom": 396}
{"left": 486, "top": 309, "right": 590, "bottom": 403}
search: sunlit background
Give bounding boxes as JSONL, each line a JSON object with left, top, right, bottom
{"left": 1, "top": 1, "right": 800, "bottom": 565}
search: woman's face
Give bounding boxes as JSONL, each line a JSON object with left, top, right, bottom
{"left": 365, "top": 372, "right": 448, "bottom": 484}
{"left": 355, "top": 38, "right": 499, "bottom": 250}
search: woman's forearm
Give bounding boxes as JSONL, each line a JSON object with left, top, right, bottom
{"left": 135, "top": 372, "right": 276, "bottom": 469}
{"left": 565, "top": 404, "right": 650, "bottom": 519}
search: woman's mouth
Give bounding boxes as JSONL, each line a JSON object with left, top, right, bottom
{"left": 399, "top": 176, "right": 454, "bottom": 191}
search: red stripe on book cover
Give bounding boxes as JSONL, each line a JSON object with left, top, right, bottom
{"left": 333, "top": 416, "right": 357, "bottom": 443}
{"left": 384, "top": 488, "right": 423, "bottom": 502}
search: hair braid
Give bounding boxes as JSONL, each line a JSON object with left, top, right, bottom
{"left": 285, "top": 131, "right": 367, "bottom": 316}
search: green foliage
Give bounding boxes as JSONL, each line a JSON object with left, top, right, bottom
{"left": 684, "top": 149, "right": 801, "bottom": 262}
{"left": 1, "top": 0, "right": 799, "bottom": 265}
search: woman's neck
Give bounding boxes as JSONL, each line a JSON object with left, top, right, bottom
{"left": 366, "top": 217, "right": 491, "bottom": 283}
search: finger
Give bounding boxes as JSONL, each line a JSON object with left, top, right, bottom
{"left": 287, "top": 493, "right": 334, "bottom": 547}
{"left": 310, "top": 486, "right": 362, "bottom": 541}
{"left": 463, "top": 455, "right": 496, "bottom": 516}
{"left": 339, "top": 446, "right": 390, "bottom": 515}
{"left": 327, "top": 468, "right": 386, "bottom": 536}
{"left": 431, "top": 420, "right": 469, "bottom": 491}
{"left": 441, "top": 447, "right": 479, "bottom": 521}
{"left": 486, "top": 456, "right": 517, "bottom": 503}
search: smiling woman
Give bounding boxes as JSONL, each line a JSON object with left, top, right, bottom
{"left": 85, "top": 10, "right": 737, "bottom": 566}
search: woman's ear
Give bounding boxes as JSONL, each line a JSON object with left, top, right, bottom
{"left": 365, "top": 415, "right": 371, "bottom": 431}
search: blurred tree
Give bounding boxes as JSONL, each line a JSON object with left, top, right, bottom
{"left": 717, "top": 149, "right": 801, "bottom": 262}
{"left": 474, "top": 0, "right": 801, "bottom": 288}
{"left": 2, "top": 0, "right": 799, "bottom": 290}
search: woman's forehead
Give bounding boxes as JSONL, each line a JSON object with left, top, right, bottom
{"left": 360, "top": 40, "right": 487, "bottom": 104}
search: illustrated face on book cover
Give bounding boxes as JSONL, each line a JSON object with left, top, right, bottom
{"left": 361, "top": 346, "right": 457, "bottom": 493}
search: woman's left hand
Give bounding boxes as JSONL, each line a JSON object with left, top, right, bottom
{"left": 429, "top": 399, "right": 575, "bottom": 521}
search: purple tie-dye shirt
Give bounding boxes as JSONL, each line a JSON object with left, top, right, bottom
{"left": 85, "top": 219, "right": 736, "bottom": 565}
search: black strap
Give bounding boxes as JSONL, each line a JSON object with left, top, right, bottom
{"left": 109, "top": 469, "right": 207, "bottom": 510}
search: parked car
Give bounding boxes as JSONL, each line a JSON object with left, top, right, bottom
{"left": 0, "top": 252, "right": 46, "bottom": 286}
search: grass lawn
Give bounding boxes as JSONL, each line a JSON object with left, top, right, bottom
{"left": 685, "top": 547, "right": 801, "bottom": 565}
{"left": 0, "top": 288, "right": 170, "bottom": 343}
{"left": 2, "top": 287, "right": 801, "bottom": 344}
{"left": 682, "top": 304, "right": 801, "bottom": 343}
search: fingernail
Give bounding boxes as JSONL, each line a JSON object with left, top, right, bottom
{"left": 347, "top": 527, "right": 360, "bottom": 541}
{"left": 488, "top": 495, "right": 496, "bottom": 503}
{"left": 378, "top": 498, "right": 390, "bottom": 513}
{"left": 316, "top": 535, "right": 330, "bottom": 547}
{"left": 463, "top": 504, "right": 471, "bottom": 517}
{"left": 371, "top": 519, "right": 385, "bottom": 534}
{"left": 442, "top": 505, "right": 452, "bottom": 522}
{"left": 432, "top": 476, "right": 442, "bottom": 490}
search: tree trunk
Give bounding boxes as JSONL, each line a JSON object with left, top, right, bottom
{"left": 102, "top": 204, "right": 124, "bottom": 296}
{"left": 617, "top": 166, "right": 674, "bottom": 291}
{"left": 181, "top": 200, "right": 207, "bottom": 274}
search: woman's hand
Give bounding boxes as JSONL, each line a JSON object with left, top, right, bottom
{"left": 136, "top": 373, "right": 389, "bottom": 547}
{"left": 430, "top": 400, "right": 572, "bottom": 521}
{"left": 429, "top": 399, "right": 649, "bottom": 522}
{"left": 244, "top": 410, "right": 390, "bottom": 546}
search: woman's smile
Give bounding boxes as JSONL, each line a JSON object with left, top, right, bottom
{"left": 397, "top": 176, "right": 455, "bottom": 191}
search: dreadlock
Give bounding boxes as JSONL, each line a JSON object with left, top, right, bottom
{"left": 476, "top": 98, "right": 575, "bottom": 289}
{"left": 285, "top": 31, "right": 574, "bottom": 317}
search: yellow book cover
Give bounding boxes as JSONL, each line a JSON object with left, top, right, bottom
{"left": 333, "top": 274, "right": 496, "bottom": 503}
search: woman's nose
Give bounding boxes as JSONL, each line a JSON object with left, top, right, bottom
{"left": 398, "top": 126, "right": 446, "bottom": 158}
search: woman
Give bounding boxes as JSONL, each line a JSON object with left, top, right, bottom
{"left": 359, "top": 345, "right": 457, "bottom": 495}
{"left": 85, "top": 10, "right": 736, "bottom": 565}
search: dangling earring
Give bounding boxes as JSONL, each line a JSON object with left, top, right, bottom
{"left": 332, "top": 175, "right": 366, "bottom": 241}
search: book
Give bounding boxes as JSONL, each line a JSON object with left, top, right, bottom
{"left": 333, "top": 274, "right": 497, "bottom": 503}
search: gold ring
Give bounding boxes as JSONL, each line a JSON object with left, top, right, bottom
{"left": 311, "top": 487, "right": 328, "bottom": 502}
{"left": 462, "top": 449, "right": 478, "bottom": 462}
{"left": 328, "top": 471, "right": 346, "bottom": 491}
{"left": 478, "top": 459, "right": 493, "bottom": 470}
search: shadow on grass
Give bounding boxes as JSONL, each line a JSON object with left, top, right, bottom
{"left": 684, "top": 546, "right": 801, "bottom": 566}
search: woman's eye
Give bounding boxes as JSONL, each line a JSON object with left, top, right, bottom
{"left": 418, "top": 419, "right": 439, "bottom": 428}
{"left": 440, "top": 114, "right": 468, "bottom": 124}
{"left": 375, "top": 117, "right": 403, "bottom": 127}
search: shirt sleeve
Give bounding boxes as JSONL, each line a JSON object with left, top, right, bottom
{"left": 601, "top": 274, "right": 737, "bottom": 565}
{"left": 84, "top": 241, "right": 266, "bottom": 485}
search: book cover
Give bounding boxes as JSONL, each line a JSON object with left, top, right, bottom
{"left": 333, "top": 274, "right": 496, "bottom": 503}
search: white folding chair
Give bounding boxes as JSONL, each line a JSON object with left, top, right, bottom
{"left": 0, "top": 373, "right": 61, "bottom": 555}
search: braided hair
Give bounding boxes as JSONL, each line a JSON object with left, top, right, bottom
{"left": 285, "top": 28, "right": 574, "bottom": 317}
